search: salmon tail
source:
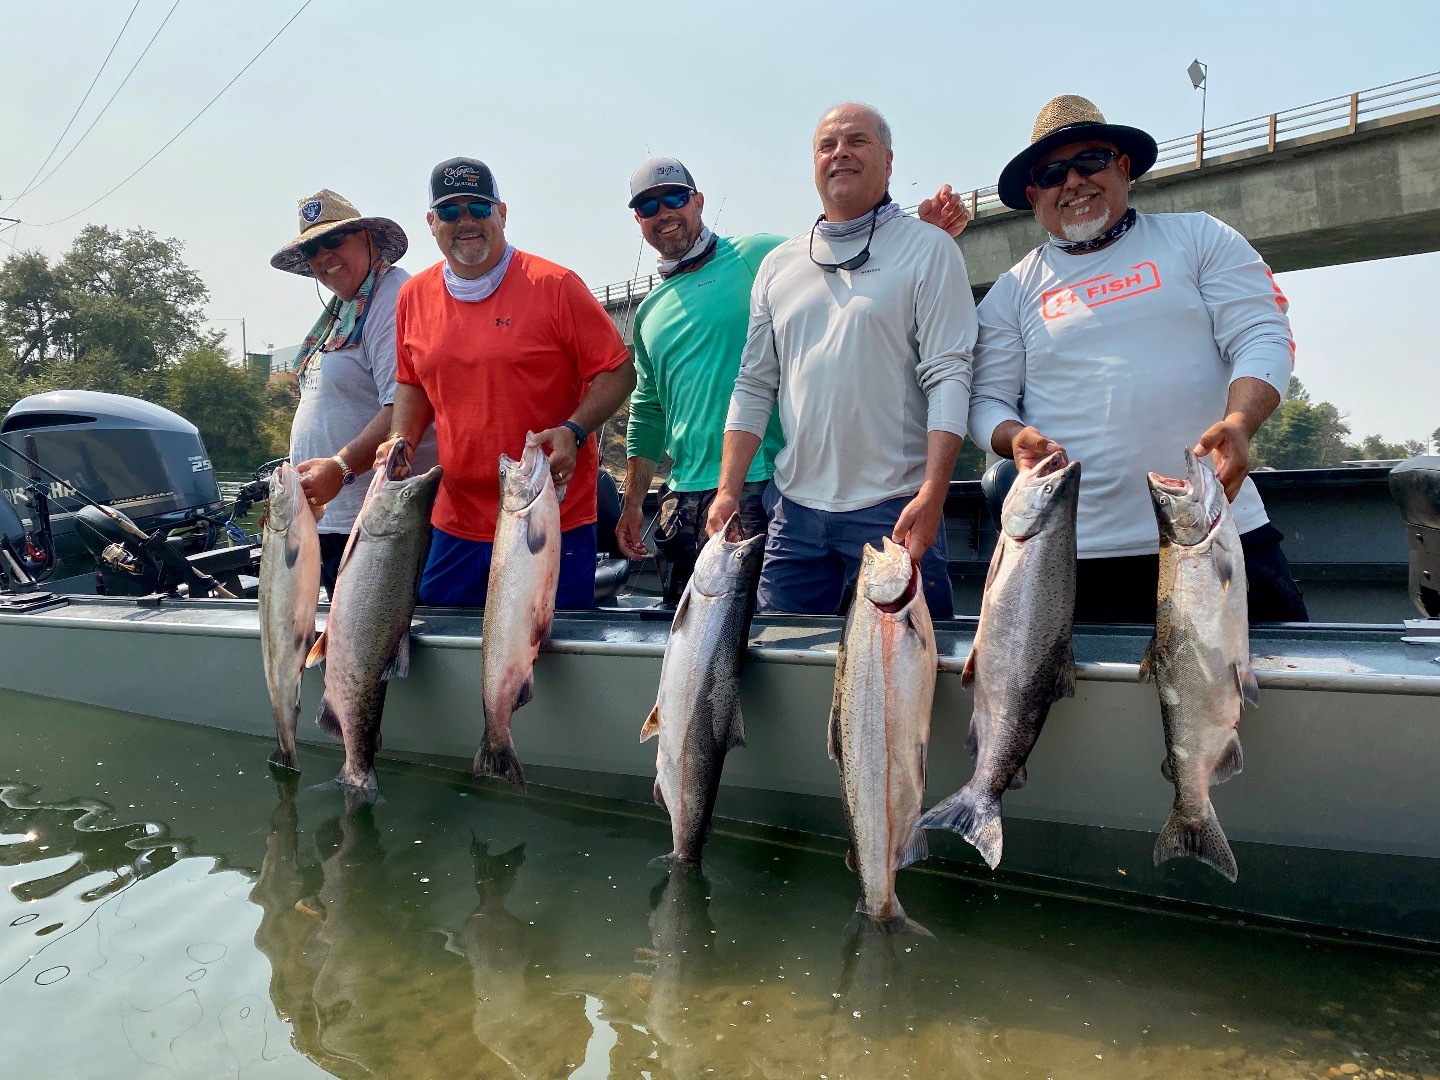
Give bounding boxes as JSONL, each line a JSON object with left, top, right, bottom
{"left": 473, "top": 735, "right": 528, "bottom": 793}
{"left": 268, "top": 744, "right": 299, "bottom": 773}
{"left": 1153, "top": 800, "right": 1238, "bottom": 882}
{"left": 315, "top": 696, "right": 342, "bottom": 738}
{"left": 918, "top": 786, "right": 1003, "bottom": 869}
{"left": 896, "top": 827, "right": 929, "bottom": 870}
{"left": 846, "top": 909, "right": 935, "bottom": 939}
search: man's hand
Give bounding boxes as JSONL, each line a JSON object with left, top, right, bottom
{"left": 705, "top": 490, "right": 740, "bottom": 541}
{"left": 528, "top": 427, "right": 578, "bottom": 491}
{"left": 615, "top": 501, "right": 649, "bottom": 561}
{"left": 917, "top": 184, "right": 969, "bottom": 238}
{"left": 1011, "top": 426, "right": 1064, "bottom": 471}
{"left": 1194, "top": 416, "right": 1252, "bottom": 501}
{"left": 892, "top": 489, "right": 945, "bottom": 561}
{"left": 372, "top": 436, "right": 412, "bottom": 480}
{"left": 296, "top": 457, "right": 345, "bottom": 508}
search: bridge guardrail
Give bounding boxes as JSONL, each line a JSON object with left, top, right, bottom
{"left": 591, "top": 69, "right": 1440, "bottom": 307}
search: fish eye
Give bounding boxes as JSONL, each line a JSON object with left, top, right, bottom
{"left": 1159, "top": 494, "right": 1170, "bottom": 505}
{"left": 1042, "top": 483, "right": 1053, "bottom": 494}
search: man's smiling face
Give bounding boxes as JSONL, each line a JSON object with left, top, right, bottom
{"left": 1027, "top": 138, "right": 1131, "bottom": 243}
{"left": 636, "top": 187, "right": 706, "bottom": 261}
{"left": 813, "top": 104, "right": 893, "bottom": 221}
{"left": 306, "top": 229, "right": 373, "bottom": 301}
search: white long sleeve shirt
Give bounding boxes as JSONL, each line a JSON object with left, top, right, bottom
{"left": 726, "top": 214, "right": 976, "bottom": 512}
{"left": 969, "top": 211, "right": 1294, "bottom": 558}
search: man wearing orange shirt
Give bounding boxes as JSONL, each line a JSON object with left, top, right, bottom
{"left": 378, "top": 157, "right": 636, "bottom": 609}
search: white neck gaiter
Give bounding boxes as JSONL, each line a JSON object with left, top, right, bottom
{"left": 444, "top": 244, "right": 516, "bottom": 302}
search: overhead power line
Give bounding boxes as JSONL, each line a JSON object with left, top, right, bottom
{"left": 26, "top": 0, "right": 316, "bottom": 229}
{"left": 5, "top": 1, "right": 143, "bottom": 209}
{"left": 5, "top": 0, "right": 183, "bottom": 214}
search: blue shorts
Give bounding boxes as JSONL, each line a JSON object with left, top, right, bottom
{"left": 756, "top": 484, "right": 954, "bottom": 618}
{"left": 417, "top": 524, "right": 597, "bottom": 610}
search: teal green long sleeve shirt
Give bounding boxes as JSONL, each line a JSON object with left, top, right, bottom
{"left": 626, "top": 234, "right": 786, "bottom": 492}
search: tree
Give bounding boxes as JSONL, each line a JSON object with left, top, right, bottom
{"left": 1432, "top": 427, "right": 1440, "bottom": 455}
{"left": 0, "top": 251, "right": 68, "bottom": 372}
{"left": 1250, "top": 378, "right": 1355, "bottom": 469}
{"left": 1355, "top": 433, "right": 1409, "bottom": 461}
{"left": 165, "top": 346, "right": 272, "bottom": 472}
{"left": 1404, "top": 439, "right": 1429, "bottom": 458}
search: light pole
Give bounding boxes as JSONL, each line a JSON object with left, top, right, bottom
{"left": 211, "top": 318, "right": 248, "bottom": 361}
{"left": 1188, "top": 59, "right": 1209, "bottom": 158}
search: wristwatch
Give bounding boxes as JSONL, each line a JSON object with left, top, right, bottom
{"left": 560, "top": 420, "right": 587, "bottom": 450}
{"left": 332, "top": 454, "right": 356, "bottom": 486}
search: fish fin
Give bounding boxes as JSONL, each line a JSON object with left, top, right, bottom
{"left": 268, "top": 745, "right": 299, "bottom": 773}
{"left": 1235, "top": 661, "right": 1260, "bottom": 707}
{"left": 284, "top": 525, "right": 303, "bottom": 569}
{"left": 669, "top": 586, "right": 692, "bottom": 632}
{"left": 1054, "top": 638, "right": 1076, "bottom": 700}
{"left": 1006, "top": 765, "right": 1028, "bottom": 791}
{"left": 981, "top": 533, "right": 1006, "bottom": 594}
{"left": 1153, "top": 800, "right": 1238, "bottom": 883}
{"left": 473, "top": 735, "right": 527, "bottom": 793}
{"left": 640, "top": 704, "right": 661, "bottom": 742}
{"left": 965, "top": 716, "right": 979, "bottom": 762}
{"left": 304, "top": 631, "right": 327, "bottom": 669}
{"left": 1212, "top": 734, "right": 1244, "bottom": 785}
{"left": 961, "top": 644, "right": 978, "bottom": 688}
{"left": 1138, "top": 636, "right": 1158, "bottom": 683}
{"left": 308, "top": 769, "right": 381, "bottom": 804}
{"left": 1160, "top": 755, "right": 1175, "bottom": 782}
{"left": 634, "top": 946, "right": 659, "bottom": 965}
{"left": 525, "top": 513, "right": 549, "bottom": 555}
{"left": 1213, "top": 532, "right": 1242, "bottom": 593}
{"left": 724, "top": 707, "right": 746, "bottom": 750}
{"left": 380, "top": 633, "right": 410, "bottom": 681}
{"left": 844, "top": 848, "right": 858, "bottom": 874}
{"left": 843, "top": 911, "right": 933, "bottom": 939}
{"left": 513, "top": 676, "right": 533, "bottom": 711}
{"left": 652, "top": 780, "right": 666, "bottom": 811}
{"left": 315, "top": 696, "right": 342, "bottom": 738}
{"left": 896, "top": 827, "right": 929, "bottom": 870}
{"left": 917, "top": 786, "right": 1003, "bottom": 869}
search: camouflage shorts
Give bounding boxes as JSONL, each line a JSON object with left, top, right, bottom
{"left": 655, "top": 480, "right": 769, "bottom": 605}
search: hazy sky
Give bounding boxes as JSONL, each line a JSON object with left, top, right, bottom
{"left": 2, "top": 0, "right": 1436, "bottom": 443}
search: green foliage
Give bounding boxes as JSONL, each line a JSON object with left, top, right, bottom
{"left": 952, "top": 437, "right": 987, "bottom": 481}
{"left": 1250, "top": 378, "right": 1355, "bottom": 469}
{"left": 164, "top": 346, "right": 277, "bottom": 472}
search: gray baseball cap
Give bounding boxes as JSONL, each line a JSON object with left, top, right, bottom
{"left": 627, "top": 157, "right": 697, "bottom": 207}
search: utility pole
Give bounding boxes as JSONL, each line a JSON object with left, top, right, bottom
{"left": 1188, "top": 59, "right": 1209, "bottom": 161}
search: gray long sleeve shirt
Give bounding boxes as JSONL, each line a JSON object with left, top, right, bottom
{"left": 725, "top": 214, "right": 976, "bottom": 512}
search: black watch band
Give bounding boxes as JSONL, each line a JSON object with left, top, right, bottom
{"left": 560, "top": 420, "right": 587, "bottom": 449}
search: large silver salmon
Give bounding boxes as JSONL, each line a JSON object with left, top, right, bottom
{"left": 829, "top": 536, "right": 936, "bottom": 924}
{"left": 641, "top": 513, "right": 762, "bottom": 863}
{"left": 1142, "top": 447, "right": 1257, "bottom": 882}
{"left": 476, "top": 438, "right": 560, "bottom": 792}
{"left": 306, "top": 442, "right": 441, "bottom": 799}
{"left": 258, "top": 461, "right": 321, "bottom": 772}
{"left": 919, "top": 451, "right": 1080, "bottom": 868}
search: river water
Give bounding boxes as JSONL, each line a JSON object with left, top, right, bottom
{"left": 1, "top": 689, "right": 1436, "bottom": 1079}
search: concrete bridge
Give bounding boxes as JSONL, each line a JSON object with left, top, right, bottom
{"left": 595, "top": 72, "right": 1440, "bottom": 329}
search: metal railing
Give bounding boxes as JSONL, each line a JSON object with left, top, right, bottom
{"left": 591, "top": 70, "right": 1440, "bottom": 307}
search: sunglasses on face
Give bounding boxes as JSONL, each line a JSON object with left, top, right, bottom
{"left": 634, "top": 190, "right": 692, "bottom": 219}
{"left": 1030, "top": 148, "right": 1118, "bottom": 190}
{"left": 434, "top": 200, "right": 495, "bottom": 223}
{"left": 299, "top": 228, "right": 361, "bottom": 260}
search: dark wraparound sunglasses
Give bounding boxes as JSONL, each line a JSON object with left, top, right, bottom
{"left": 434, "top": 200, "right": 495, "bottom": 223}
{"left": 1030, "top": 147, "right": 1118, "bottom": 190}
{"left": 808, "top": 206, "right": 878, "bottom": 274}
{"left": 634, "top": 190, "right": 692, "bottom": 219}
{"left": 299, "top": 228, "right": 361, "bottom": 260}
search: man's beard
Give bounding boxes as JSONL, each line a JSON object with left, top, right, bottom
{"left": 653, "top": 222, "right": 698, "bottom": 261}
{"left": 1060, "top": 212, "right": 1111, "bottom": 243}
{"left": 449, "top": 235, "right": 493, "bottom": 266}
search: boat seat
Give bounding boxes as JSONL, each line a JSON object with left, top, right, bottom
{"left": 981, "top": 458, "right": 1018, "bottom": 530}
{"left": 596, "top": 470, "right": 622, "bottom": 558}
{"left": 1389, "top": 456, "right": 1440, "bottom": 617}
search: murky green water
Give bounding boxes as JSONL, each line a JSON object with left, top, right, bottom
{"left": 2, "top": 690, "right": 1437, "bottom": 1079}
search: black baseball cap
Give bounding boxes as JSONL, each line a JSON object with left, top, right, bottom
{"left": 429, "top": 157, "right": 501, "bottom": 209}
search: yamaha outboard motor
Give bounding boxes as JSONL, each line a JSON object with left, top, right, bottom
{"left": 1, "top": 390, "right": 223, "bottom": 578}
{"left": 1389, "top": 455, "right": 1440, "bottom": 618}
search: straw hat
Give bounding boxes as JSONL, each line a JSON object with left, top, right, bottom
{"left": 270, "top": 189, "right": 408, "bottom": 276}
{"left": 997, "top": 96, "right": 1158, "bottom": 211}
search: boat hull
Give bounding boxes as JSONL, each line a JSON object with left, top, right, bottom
{"left": 1, "top": 597, "right": 1437, "bottom": 944}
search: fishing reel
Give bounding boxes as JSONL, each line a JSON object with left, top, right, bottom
{"left": 75, "top": 504, "right": 233, "bottom": 599}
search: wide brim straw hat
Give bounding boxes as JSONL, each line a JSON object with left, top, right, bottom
{"left": 270, "top": 188, "right": 408, "bottom": 276}
{"left": 997, "top": 95, "right": 1158, "bottom": 211}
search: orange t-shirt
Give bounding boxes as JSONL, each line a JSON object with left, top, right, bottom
{"left": 394, "top": 252, "right": 629, "bottom": 541}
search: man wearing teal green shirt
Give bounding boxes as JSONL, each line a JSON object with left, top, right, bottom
{"left": 616, "top": 157, "right": 968, "bottom": 604}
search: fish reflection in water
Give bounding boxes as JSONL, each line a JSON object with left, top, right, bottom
{"left": 827, "top": 916, "right": 922, "bottom": 1067}
{"left": 460, "top": 838, "right": 591, "bottom": 1076}
{"left": 633, "top": 863, "right": 718, "bottom": 1078}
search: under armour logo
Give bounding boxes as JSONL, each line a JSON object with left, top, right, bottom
{"left": 495, "top": 317, "right": 511, "bottom": 327}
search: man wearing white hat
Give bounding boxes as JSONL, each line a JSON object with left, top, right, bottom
{"left": 968, "top": 96, "right": 1306, "bottom": 622}
{"left": 270, "top": 189, "right": 437, "bottom": 595}
{"left": 617, "top": 155, "right": 970, "bottom": 606}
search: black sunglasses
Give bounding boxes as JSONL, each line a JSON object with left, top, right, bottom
{"left": 634, "top": 190, "right": 692, "bottom": 219}
{"left": 808, "top": 206, "right": 879, "bottom": 274}
{"left": 434, "top": 200, "right": 495, "bottom": 223}
{"left": 1030, "top": 147, "right": 1118, "bottom": 190}
{"left": 299, "top": 228, "right": 361, "bottom": 260}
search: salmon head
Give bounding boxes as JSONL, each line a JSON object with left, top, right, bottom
{"left": 499, "top": 436, "right": 552, "bottom": 514}
{"left": 1148, "top": 447, "right": 1225, "bottom": 547}
{"left": 265, "top": 461, "right": 306, "bottom": 534}
{"left": 359, "top": 440, "right": 442, "bottom": 538}
{"left": 690, "top": 512, "right": 764, "bottom": 598}
{"left": 858, "top": 536, "right": 918, "bottom": 612}
{"left": 1001, "top": 450, "right": 1082, "bottom": 542}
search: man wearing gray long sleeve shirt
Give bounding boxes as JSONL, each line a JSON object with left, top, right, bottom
{"left": 709, "top": 102, "right": 976, "bottom": 617}
{"left": 969, "top": 95, "right": 1306, "bottom": 623}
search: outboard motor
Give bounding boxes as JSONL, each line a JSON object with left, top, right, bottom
{"left": 1389, "top": 456, "right": 1440, "bottom": 618}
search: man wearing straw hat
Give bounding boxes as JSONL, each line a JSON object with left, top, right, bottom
{"left": 968, "top": 96, "right": 1307, "bottom": 622}
{"left": 271, "top": 189, "right": 438, "bottom": 595}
